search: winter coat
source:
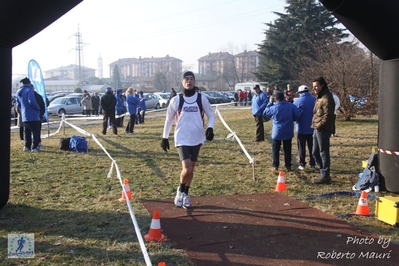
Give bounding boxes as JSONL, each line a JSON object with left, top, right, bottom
{"left": 80, "top": 96, "right": 92, "bottom": 110}
{"left": 100, "top": 91, "right": 116, "bottom": 113}
{"left": 116, "top": 90, "right": 125, "bottom": 115}
{"left": 293, "top": 91, "right": 315, "bottom": 135}
{"left": 264, "top": 99, "right": 300, "bottom": 140}
{"left": 91, "top": 95, "right": 100, "bottom": 111}
{"left": 126, "top": 94, "right": 140, "bottom": 115}
{"left": 312, "top": 87, "right": 335, "bottom": 132}
{"left": 138, "top": 91, "right": 146, "bottom": 112}
{"left": 16, "top": 85, "right": 41, "bottom": 122}
{"left": 251, "top": 90, "right": 268, "bottom": 116}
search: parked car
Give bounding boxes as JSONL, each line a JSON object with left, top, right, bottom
{"left": 48, "top": 92, "right": 70, "bottom": 103}
{"left": 143, "top": 93, "right": 161, "bottom": 109}
{"left": 202, "top": 91, "right": 231, "bottom": 103}
{"left": 154, "top": 92, "right": 170, "bottom": 108}
{"left": 201, "top": 93, "right": 219, "bottom": 104}
{"left": 47, "top": 95, "right": 83, "bottom": 116}
{"left": 221, "top": 91, "right": 236, "bottom": 102}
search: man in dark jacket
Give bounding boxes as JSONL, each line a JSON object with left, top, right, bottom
{"left": 100, "top": 87, "right": 117, "bottom": 135}
{"left": 33, "top": 85, "right": 46, "bottom": 148}
{"left": 311, "top": 77, "right": 335, "bottom": 184}
{"left": 91, "top": 92, "right": 100, "bottom": 116}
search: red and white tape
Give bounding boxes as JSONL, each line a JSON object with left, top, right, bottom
{"left": 379, "top": 148, "right": 399, "bottom": 156}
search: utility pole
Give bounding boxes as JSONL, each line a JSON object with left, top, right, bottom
{"left": 72, "top": 25, "right": 86, "bottom": 87}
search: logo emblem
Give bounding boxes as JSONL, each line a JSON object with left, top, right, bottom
{"left": 8, "top": 234, "right": 35, "bottom": 258}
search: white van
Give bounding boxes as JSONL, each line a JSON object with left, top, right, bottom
{"left": 234, "top": 82, "right": 266, "bottom": 92}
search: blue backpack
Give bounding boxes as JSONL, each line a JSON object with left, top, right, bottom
{"left": 69, "top": 135, "right": 88, "bottom": 153}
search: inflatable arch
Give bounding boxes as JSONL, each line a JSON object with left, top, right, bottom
{"left": 0, "top": 0, "right": 82, "bottom": 209}
{"left": 320, "top": 0, "right": 399, "bottom": 193}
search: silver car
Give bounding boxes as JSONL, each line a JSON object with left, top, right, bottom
{"left": 47, "top": 95, "right": 83, "bottom": 116}
{"left": 143, "top": 93, "right": 161, "bottom": 109}
{"left": 153, "top": 92, "right": 170, "bottom": 108}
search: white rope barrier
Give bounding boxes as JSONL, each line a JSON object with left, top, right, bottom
{"left": 215, "top": 107, "right": 256, "bottom": 181}
{"left": 37, "top": 114, "right": 152, "bottom": 266}
{"left": 215, "top": 108, "right": 254, "bottom": 165}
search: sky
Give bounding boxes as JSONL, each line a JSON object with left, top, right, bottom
{"left": 12, "top": 0, "right": 286, "bottom": 78}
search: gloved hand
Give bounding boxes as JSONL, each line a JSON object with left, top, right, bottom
{"left": 160, "top": 138, "right": 169, "bottom": 152}
{"left": 206, "top": 128, "right": 214, "bottom": 141}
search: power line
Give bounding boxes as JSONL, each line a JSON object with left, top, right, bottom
{"left": 92, "top": 4, "right": 284, "bottom": 47}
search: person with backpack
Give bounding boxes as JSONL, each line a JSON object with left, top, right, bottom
{"left": 161, "top": 71, "right": 215, "bottom": 209}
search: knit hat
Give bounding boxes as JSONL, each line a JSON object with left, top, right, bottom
{"left": 183, "top": 71, "right": 195, "bottom": 79}
{"left": 253, "top": 84, "right": 260, "bottom": 90}
{"left": 106, "top": 87, "right": 113, "bottom": 92}
{"left": 20, "top": 77, "right": 31, "bottom": 84}
{"left": 298, "top": 85, "right": 308, "bottom": 93}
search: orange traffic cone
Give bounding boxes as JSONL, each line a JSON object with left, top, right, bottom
{"left": 355, "top": 191, "right": 370, "bottom": 215}
{"left": 275, "top": 171, "right": 286, "bottom": 192}
{"left": 119, "top": 178, "right": 132, "bottom": 202}
{"left": 158, "top": 262, "right": 166, "bottom": 266}
{"left": 145, "top": 210, "right": 167, "bottom": 242}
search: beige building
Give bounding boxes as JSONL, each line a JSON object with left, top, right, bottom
{"left": 234, "top": 50, "right": 259, "bottom": 82}
{"left": 44, "top": 64, "right": 96, "bottom": 81}
{"left": 109, "top": 55, "right": 182, "bottom": 78}
{"left": 197, "top": 50, "right": 259, "bottom": 90}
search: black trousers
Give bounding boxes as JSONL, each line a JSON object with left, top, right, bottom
{"left": 254, "top": 115, "right": 264, "bottom": 141}
{"left": 102, "top": 111, "right": 117, "bottom": 134}
{"left": 297, "top": 133, "right": 315, "bottom": 167}
{"left": 125, "top": 114, "right": 136, "bottom": 133}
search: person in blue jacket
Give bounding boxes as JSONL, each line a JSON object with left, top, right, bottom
{"left": 138, "top": 91, "right": 147, "bottom": 124}
{"left": 264, "top": 91, "right": 300, "bottom": 172}
{"left": 115, "top": 89, "right": 125, "bottom": 127}
{"left": 124, "top": 87, "right": 140, "bottom": 134}
{"left": 251, "top": 84, "right": 269, "bottom": 142}
{"left": 16, "top": 77, "right": 41, "bottom": 152}
{"left": 293, "top": 85, "right": 316, "bottom": 171}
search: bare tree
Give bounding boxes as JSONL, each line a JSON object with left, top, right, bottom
{"left": 294, "top": 38, "right": 380, "bottom": 120}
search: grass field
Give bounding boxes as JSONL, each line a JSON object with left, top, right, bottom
{"left": 1, "top": 105, "right": 397, "bottom": 265}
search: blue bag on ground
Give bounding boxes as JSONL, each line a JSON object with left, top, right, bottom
{"left": 69, "top": 135, "right": 88, "bottom": 152}
{"left": 353, "top": 166, "right": 379, "bottom": 192}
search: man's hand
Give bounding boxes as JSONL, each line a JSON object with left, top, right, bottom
{"left": 160, "top": 138, "right": 169, "bottom": 152}
{"left": 206, "top": 128, "right": 214, "bottom": 141}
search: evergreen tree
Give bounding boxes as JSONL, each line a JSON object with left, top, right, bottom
{"left": 255, "top": 0, "right": 348, "bottom": 87}
{"left": 112, "top": 65, "right": 122, "bottom": 89}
